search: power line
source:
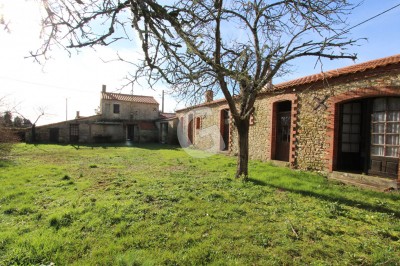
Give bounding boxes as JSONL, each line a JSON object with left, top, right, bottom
{"left": 0, "top": 75, "right": 96, "bottom": 94}
{"left": 335, "top": 2, "right": 400, "bottom": 38}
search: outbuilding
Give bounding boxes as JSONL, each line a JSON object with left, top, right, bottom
{"left": 176, "top": 55, "right": 400, "bottom": 190}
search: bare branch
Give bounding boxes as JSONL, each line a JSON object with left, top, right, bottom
{"left": 30, "top": 0, "right": 362, "bottom": 177}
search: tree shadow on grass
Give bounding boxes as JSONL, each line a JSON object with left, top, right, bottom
{"left": 83, "top": 143, "right": 181, "bottom": 151}
{"left": 29, "top": 142, "right": 181, "bottom": 151}
{"left": 248, "top": 177, "right": 400, "bottom": 218}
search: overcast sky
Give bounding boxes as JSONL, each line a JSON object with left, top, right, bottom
{"left": 1, "top": 0, "right": 400, "bottom": 126}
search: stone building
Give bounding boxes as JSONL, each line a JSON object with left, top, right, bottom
{"left": 176, "top": 54, "right": 400, "bottom": 189}
{"left": 27, "top": 85, "right": 178, "bottom": 144}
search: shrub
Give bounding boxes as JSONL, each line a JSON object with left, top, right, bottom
{"left": 0, "top": 126, "right": 20, "bottom": 159}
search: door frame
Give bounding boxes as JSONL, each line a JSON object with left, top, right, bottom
{"left": 326, "top": 87, "right": 400, "bottom": 181}
{"left": 270, "top": 96, "right": 297, "bottom": 164}
{"left": 126, "top": 124, "right": 139, "bottom": 142}
{"left": 336, "top": 100, "right": 370, "bottom": 173}
{"left": 188, "top": 114, "right": 194, "bottom": 145}
{"left": 274, "top": 107, "right": 291, "bottom": 162}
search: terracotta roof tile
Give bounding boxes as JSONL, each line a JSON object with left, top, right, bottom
{"left": 274, "top": 54, "right": 400, "bottom": 89}
{"left": 102, "top": 92, "right": 159, "bottom": 105}
{"left": 159, "top": 113, "right": 176, "bottom": 119}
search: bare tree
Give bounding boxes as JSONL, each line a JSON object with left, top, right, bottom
{"left": 33, "top": 0, "right": 360, "bottom": 178}
{"left": 13, "top": 107, "right": 47, "bottom": 143}
{"left": 0, "top": 96, "right": 47, "bottom": 148}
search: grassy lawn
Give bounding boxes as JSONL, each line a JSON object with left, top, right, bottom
{"left": 1, "top": 144, "right": 400, "bottom": 265}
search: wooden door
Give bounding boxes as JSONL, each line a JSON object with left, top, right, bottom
{"left": 369, "top": 98, "right": 400, "bottom": 178}
{"left": 221, "top": 109, "right": 230, "bottom": 150}
{"left": 49, "top": 128, "right": 59, "bottom": 143}
{"left": 188, "top": 118, "right": 194, "bottom": 145}
{"left": 275, "top": 111, "right": 291, "bottom": 161}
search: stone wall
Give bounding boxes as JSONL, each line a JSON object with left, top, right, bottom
{"left": 232, "top": 93, "right": 298, "bottom": 164}
{"left": 28, "top": 116, "right": 164, "bottom": 144}
{"left": 177, "top": 102, "right": 229, "bottom": 153}
{"left": 296, "top": 66, "right": 400, "bottom": 172}
{"left": 26, "top": 116, "right": 101, "bottom": 143}
{"left": 101, "top": 100, "right": 159, "bottom": 121}
{"left": 176, "top": 64, "right": 400, "bottom": 176}
{"left": 91, "top": 123, "right": 125, "bottom": 142}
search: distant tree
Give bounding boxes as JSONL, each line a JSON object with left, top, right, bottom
{"left": 23, "top": 118, "right": 32, "bottom": 128}
{"left": 0, "top": 102, "right": 19, "bottom": 159}
{"left": 3, "top": 111, "right": 12, "bottom": 127}
{"left": 9, "top": 105, "right": 47, "bottom": 142}
{"left": 0, "top": 127, "right": 19, "bottom": 159}
{"left": 13, "top": 116, "right": 23, "bottom": 128}
{"left": 32, "top": 0, "right": 360, "bottom": 178}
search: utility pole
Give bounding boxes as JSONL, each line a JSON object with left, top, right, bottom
{"left": 162, "top": 90, "right": 164, "bottom": 113}
{"left": 66, "top": 98, "right": 68, "bottom": 121}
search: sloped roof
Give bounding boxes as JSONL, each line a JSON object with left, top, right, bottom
{"left": 159, "top": 113, "right": 176, "bottom": 120}
{"left": 102, "top": 92, "right": 159, "bottom": 105}
{"left": 176, "top": 98, "right": 227, "bottom": 113}
{"left": 34, "top": 115, "right": 102, "bottom": 128}
{"left": 176, "top": 54, "right": 400, "bottom": 112}
{"left": 274, "top": 54, "right": 400, "bottom": 90}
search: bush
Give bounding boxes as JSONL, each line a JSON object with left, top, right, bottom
{"left": 0, "top": 126, "right": 19, "bottom": 159}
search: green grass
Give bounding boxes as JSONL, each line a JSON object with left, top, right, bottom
{"left": 1, "top": 143, "right": 400, "bottom": 265}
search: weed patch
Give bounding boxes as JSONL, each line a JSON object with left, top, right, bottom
{"left": 49, "top": 213, "right": 74, "bottom": 230}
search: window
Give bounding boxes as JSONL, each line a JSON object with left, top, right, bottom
{"left": 70, "top": 124, "right": 79, "bottom": 142}
{"left": 113, "top": 104, "right": 120, "bottom": 114}
{"left": 196, "top": 117, "right": 201, "bottom": 129}
{"left": 371, "top": 98, "right": 400, "bottom": 158}
{"left": 70, "top": 124, "right": 79, "bottom": 136}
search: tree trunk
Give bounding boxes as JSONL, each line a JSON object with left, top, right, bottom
{"left": 31, "top": 124, "right": 36, "bottom": 143}
{"left": 235, "top": 118, "right": 250, "bottom": 179}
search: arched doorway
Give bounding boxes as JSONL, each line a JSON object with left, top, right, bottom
{"left": 188, "top": 114, "right": 194, "bottom": 145}
{"left": 336, "top": 97, "right": 400, "bottom": 178}
{"left": 273, "top": 101, "right": 292, "bottom": 162}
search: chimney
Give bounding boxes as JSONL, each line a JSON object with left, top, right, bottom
{"left": 265, "top": 80, "right": 273, "bottom": 91}
{"left": 102, "top": 84, "right": 106, "bottom": 93}
{"left": 205, "top": 90, "right": 214, "bottom": 103}
{"left": 76, "top": 111, "right": 80, "bottom": 119}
